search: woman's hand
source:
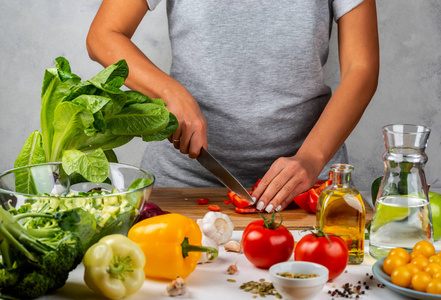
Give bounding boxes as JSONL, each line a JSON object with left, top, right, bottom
{"left": 251, "top": 155, "right": 321, "bottom": 213}
{"left": 165, "top": 87, "right": 208, "bottom": 159}
{"left": 252, "top": 0, "right": 379, "bottom": 213}
{"left": 87, "top": 0, "right": 208, "bottom": 160}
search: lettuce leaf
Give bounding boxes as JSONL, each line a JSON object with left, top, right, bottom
{"left": 15, "top": 57, "right": 178, "bottom": 193}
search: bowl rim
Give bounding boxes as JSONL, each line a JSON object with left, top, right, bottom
{"left": 0, "top": 162, "right": 155, "bottom": 198}
{"left": 269, "top": 261, "right": 329, "bottom": 285}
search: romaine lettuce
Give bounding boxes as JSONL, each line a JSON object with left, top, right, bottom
{"left": 15, "top": 57, "right": 178, "bottom": 193}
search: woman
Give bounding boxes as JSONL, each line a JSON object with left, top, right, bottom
{"left": 87, "top": 0, "right": 379, "bottom": 213}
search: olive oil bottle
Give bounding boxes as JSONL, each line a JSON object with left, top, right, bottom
{"left": 316, "top": 164, "right": 366, "bottom": 264}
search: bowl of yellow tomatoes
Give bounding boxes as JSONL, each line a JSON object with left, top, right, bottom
{"left": 373, "top": 241, "right": 441, "bottom": 299}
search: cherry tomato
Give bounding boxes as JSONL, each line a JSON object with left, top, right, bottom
{"left": 424, "top": 263, "right": 441, "bottom": 277}
{"left": 413, "top": 241, "right": 436, "bottom": 258}
{"left": 411, "top": 256, "right": 430, "bottom": 270}
{"left": 241, "top": 212, "right": 294, "bottom": 269}
{"left": 427, "top": 279, "right": 441, "bottom": 295}
{"left": 383, "top": 255, "right": 407, "bottom": 275}
{"left": 391, "top": 265, "right": 412, "bottom": 288}
{"left": 410, "top": 250, "right": 426, "bottom": 261}
{"left": 294, "top": 230, "right": 349, "bottom": 280}
{"left": 429, "top": 255, "right": 441, "bottom": 264}
{"left": 405, "top": 263, "right": 421, "bottom": 275}
{"left": 388, "top": 247, "right": 410, "bottom": 263}
{"left": 412, "top": 271, "right": 432, "bottom": 292}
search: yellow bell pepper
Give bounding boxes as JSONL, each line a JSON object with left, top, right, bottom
{"left": 83, "top": 234, "right": 146, "bottom": 300}
{"left": 128, "top": 213, "right": 218, "bottom": 280}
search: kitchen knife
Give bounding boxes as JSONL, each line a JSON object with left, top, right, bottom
{"left": 196, "top": 147, "right": 256, "bottom": 204}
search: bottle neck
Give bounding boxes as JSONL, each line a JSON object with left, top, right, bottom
{"left": 331, "top": 164, "right": 353, "bottom": 188}
{"left": 333, "top": 170, "right": 351, "bottom": 187}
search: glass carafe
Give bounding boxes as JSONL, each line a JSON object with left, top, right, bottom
{"left": 369, "top": 124, "right": 432, "bottom": 259}
{"left": 316, "top": 164, "right": 366, "bottom": 264}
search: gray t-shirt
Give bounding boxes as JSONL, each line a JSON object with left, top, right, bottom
{"left": 142, "top": 0, "right": 363, "bottom": 187}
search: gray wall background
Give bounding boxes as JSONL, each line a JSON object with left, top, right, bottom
{"left": 1, "top": 1, "right": 440, "bottom": 192}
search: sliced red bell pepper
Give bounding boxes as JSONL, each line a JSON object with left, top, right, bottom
{"left": 196, "top": 198, "right": 210, "bottom": 204}
{"left": 252, "top": 179, "right": 261, "bottom": 191}
{"left": 208, "top": 204, "right": 221, "bottom": 212}
{"left": 234, "top": 207, "right": 259, "bottom": 214}
{"left": 293, "top": 191, "right": 313, "bottom": 213}
{"left": 222, "top": 199, "right": 232, "bottom": 205}
{"left": 308, "top": 179, "right": 332, "bottom": 213}
{"left": 227, "top": 190, "right": 252, "bottom": 208}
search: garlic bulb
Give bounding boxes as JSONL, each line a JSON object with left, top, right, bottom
{"left": 198, "top": 212, "right": 234, "bottom": 245}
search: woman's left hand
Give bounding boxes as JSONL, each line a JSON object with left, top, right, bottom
{"left": 251, "top": 155, "right": 320, "bottom": 213}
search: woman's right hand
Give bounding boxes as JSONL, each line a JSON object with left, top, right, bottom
{"left": 165, "top": 86, "right": 208, "bottom": 159}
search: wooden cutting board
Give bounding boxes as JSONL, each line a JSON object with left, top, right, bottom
{"left": 149, "top": 187, "right": 373, "bottom": 230}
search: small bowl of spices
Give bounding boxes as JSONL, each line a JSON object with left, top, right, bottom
{"left": 269, "top": 261, "right": 329, "bottom": 300}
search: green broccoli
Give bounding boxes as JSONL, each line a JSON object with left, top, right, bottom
{"left": 0, "top": 207, "right": 83, "bottom": 299}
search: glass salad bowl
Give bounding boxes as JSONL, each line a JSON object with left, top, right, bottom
{"left": 0, "top": 162, "right": 155, "bottom": 249}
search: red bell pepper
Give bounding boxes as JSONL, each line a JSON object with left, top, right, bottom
{"left": 228, "top": 173, "right": 333, "bottom": 214}
{"left": 293, "top": 191, "right": 313, "bottom": 213}
{"left": 234, "top": 207, "right": 259, "bottom": 214}
{"left": 208, "top": 205, "right": 221, "bottom": 212}
{"left": 196, "top": 198, "right": 210, "bottom": 204}
{"left": 227, "top": 190, "right": 252, "bottom": 208}
{"left": 307, "top": 179, "right": 332, "bottom": 213}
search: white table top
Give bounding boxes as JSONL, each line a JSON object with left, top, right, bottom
{"left": 37, "top": 230, "right": 419, "bottom": 300}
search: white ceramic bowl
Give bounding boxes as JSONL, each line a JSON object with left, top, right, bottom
{"left": 269, "top": 261, "right": 329, "bottom": 300}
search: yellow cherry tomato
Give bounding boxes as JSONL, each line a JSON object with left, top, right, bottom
{"left": 388, "top": 247, "right": 410, "bottom": 263}
{"left": 427, "top": 279, "right": 441, "bottom": 295}
{"left": 436, "top": 251, "right": 441, "bottom": 258}
{"left": 433, "top": 271, "right": 441, "bottom": 280}
{"left": 410, "top": 250, "right": 426, "bottom": 261}
{"left": 429, "top": 255, "right": 441, "bottom": 264}
{"left": 411, "top": 256, "right": 430, "bottom": 270}
{"left": 412, "top": 271, "right": 432, "bottom": 292}
{"left": 405, "top": 263, "right": 421, "bottom": 275}
{"left": 424, "top": 263, "right": 441, "bottom": 277}
{"left": 391, "top": 265, "right": 413, "bottom": 288}
{"left": 383, "top": 255, "right": 407, "bottom": 275}
{"left": 413, "top": 241, "right": 436, "bottom": 258}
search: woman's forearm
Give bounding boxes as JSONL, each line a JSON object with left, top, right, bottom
{"left": 296, "top": 64, "right": 379, "bottom": 174}
{"left": 296, "top": 0, "right": 379, "bottom": 175}
{"left": 86, "top": 0, "right": 184, "bottom": 100}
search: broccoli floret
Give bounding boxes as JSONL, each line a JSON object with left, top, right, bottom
{"left": 2, "top": 271, "right": 50, "bottom": 299}
{"left": 0, "top": 207, "right": 83, "bottom": 299}
{"left": 0, "top": 269, "right": 19, "bottom": 287}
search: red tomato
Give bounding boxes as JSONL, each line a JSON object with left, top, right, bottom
{"left": 294, "top": 231, "right": 349, "bottom": 280}
{"left": 241, "top": 212, "right": 295, "bottom": 268}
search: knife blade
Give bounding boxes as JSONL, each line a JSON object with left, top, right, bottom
{"left": 196, "top": 147, "right": 256, "bottom": 204}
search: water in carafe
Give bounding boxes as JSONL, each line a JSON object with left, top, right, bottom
{"left": 369, "top": 124, "right": 432, "bottom": 260}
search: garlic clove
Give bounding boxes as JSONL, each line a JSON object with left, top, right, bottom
{"left": 166, "top": 276, "right": 187, "bottom": 296}
{"left": 224, "top": 240, "right": 242, "bottom": 253}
